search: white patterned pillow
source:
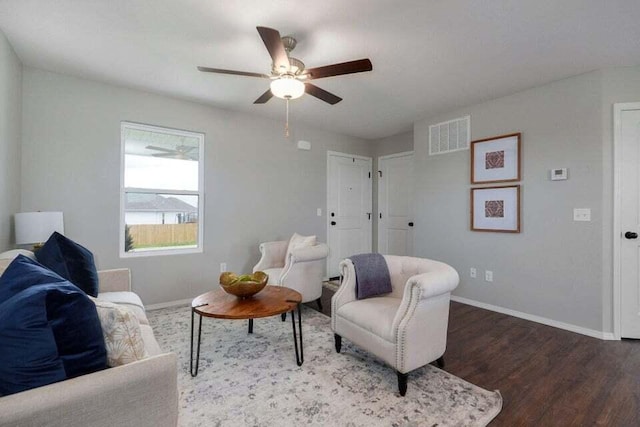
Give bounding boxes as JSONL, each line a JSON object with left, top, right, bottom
{"left": 90, "top": 298, "right": 147, "bottom": 367}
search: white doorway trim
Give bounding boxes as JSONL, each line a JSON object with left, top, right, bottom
{"left": 613, "top": 102, "right": 640, "bottom": 340}
{"left": 326, "top": 150, "right": 373, "bottom": 278}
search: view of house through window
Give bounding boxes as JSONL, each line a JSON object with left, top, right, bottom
{"left": 121, "top": 122, "right": 204, "bottom": 255}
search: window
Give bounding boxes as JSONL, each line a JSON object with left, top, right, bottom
{"left": 120, "top": 122, "right": 204, "bottom": 257}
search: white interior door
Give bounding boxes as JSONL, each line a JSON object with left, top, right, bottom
{"left": 378, "top": 152, "right": 414, "bottom": 255}
{"left": 619, "top": 106, "right": 640, "bottom": 338}
{"left": 327, "top": 152, "right": 372, "bottom": 278}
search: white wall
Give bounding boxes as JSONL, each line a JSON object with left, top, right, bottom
{"left": 0, "top": 30, "right": 21, "bottom": 251}
{"left": 21, "top": 68, "right": 372, "bottom": 304}
{"left": 414, "top": 70, "right": 606, "bottom": 332}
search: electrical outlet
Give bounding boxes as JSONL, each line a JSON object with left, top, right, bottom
{"left": 220, "top": 262, "right": 227, "bottom": 273}
{"left": 470, "top": 268, "right": 477, "bottom": 278}
{"left": 485, "top": 270, "right": 493, "bottom": 282}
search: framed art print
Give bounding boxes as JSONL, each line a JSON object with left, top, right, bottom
{"left": 471, "top": 133, "right": 521, "bottom": 184}
{"left": 471, "top": 185, "right": 520, "bottom": 233}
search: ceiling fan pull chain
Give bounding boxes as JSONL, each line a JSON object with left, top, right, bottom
{"left": 285, "top": 98, "right": 290, "bottom": 137}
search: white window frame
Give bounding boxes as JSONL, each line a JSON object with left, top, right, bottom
{"left": 119, "top": 121, "right": 205, "bottom": 258}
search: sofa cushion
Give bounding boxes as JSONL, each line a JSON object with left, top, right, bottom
{"left": 0, "top": 255, "right": 67, "bottom": 303}
{"left": 140, "top": 324, "right": 163, "bottom": 357}
{"left": 35, "top": 232, "right": 99, "bottom": 297}
{"left": 97, "top": 291, "right": 149, "bottom": 325}
{"left": 336, "top": 296, "right": 401, "bottom": 342}
{"left": 91, "top": 298, "right": 147, "bottom": 367}
{"left": 0, "top": 282, "right": 107, "bottom": 396}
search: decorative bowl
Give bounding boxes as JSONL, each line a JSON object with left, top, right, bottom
{"left": 219, "top": 271, "right": 268, "bottom": 298}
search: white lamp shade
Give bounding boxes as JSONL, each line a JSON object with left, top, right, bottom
{"left": 15, "top": 212, "right": 64, "bottom": 245}
{"left": 270, "top": 77, "right": 305, "bottom": 100}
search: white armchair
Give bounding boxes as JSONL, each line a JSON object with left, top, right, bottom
{"left": 253, "top": 240, "right": 330, "bottom": 309}
{"left": 331, "top": 255, "right": 459, "bottom": 396}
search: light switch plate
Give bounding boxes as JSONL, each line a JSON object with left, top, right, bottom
{"left": 573, "top": 208, "right": 591, "bottom": 221}
{"left": 317, "top": 208, "right": 322, "bottom": 216}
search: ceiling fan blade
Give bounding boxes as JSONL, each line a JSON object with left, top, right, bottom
{"left": 256, "top": 26, "right": 290, "bottom": 72}
{"left": 304, "top": 83, "right": 342, "bottom": 105}
{"left": 197, "top": 66, "right": 270, "bottom": 78}
{"left": 253, "top": 89, "right": 274, "bottom": 104}
{"left": 152, "top": 153, "right": 180, "bottom": 158}
{"left": 146, "top": 145, "right": 176, "bottom": 153}
{"left": 305, "top": 59, "right": 372, "bottom": 80}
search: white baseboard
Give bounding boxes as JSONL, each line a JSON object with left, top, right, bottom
{"left": 450, "top": 295, "right": 617, "bottom": 341}
{"left": 146, "top": 298, "right": 192, "bottom": 311}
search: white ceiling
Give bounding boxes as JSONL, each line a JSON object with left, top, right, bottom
{"left": 1, "top": 0, "right": 640, "bottom": 140}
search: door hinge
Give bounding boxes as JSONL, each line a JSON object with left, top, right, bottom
{"left": 379, "top": 212, "right": 382, "bottom": 219}
{"left": 368, "top": 172, "right": 371, "bottom": 178}
{"left": 378, "top": 170, "right": 382, "bottom": 178}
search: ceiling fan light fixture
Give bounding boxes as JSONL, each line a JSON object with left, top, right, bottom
{"left": 270, "top": 76, "right": 305, "bottom": 100}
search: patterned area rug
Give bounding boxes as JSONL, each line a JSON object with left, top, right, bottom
{"left": 148, "top": 305, "right": 502, "bottom": 426}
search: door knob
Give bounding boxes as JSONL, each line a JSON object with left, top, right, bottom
{"left": 330, "top": 221, "right": 337, "bottom": 226}
{"left": 408, "top": 222, "right": 414, "bottom": 227}
{"left": 625, "top": 231, "right": 638, "bottom": 239}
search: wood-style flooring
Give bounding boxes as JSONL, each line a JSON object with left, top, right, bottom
{"left": 306, "top": 288, "right": 640, "bottom": 426}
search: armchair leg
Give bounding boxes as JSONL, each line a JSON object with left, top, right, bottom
{"left": 334, "top": 334, "right": 342, "bottom": 353}
{"left": 436, "top": 356, "right": 445, "bottom": 368}
{"left": 397, "top": 371, "right": 408, "bottom": 396}
{"left": 281, "top": 313, "right": 286, "bottom": 322}
{"left": 316, "top": 298, "right": 323, "bottom": 312}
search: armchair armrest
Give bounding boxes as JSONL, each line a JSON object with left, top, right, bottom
{"left": 253, "top": 240, "right": 288, "bottom": 272}
{"left": 289, "top": 243, "right": 329, "bottom": 264}
{"left": 280, "top": 243, "right": 329, "bottom": 282}
{"left": 331, "top": 258, "right": 358, "bottom": 324}
{"left": 403, "top": 263, "right": 459, "bottom": 300}
{"left": 98, "top": 268, "right": 131, "bottom": 293}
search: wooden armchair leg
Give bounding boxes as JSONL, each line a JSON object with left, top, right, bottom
{"left": 397, "top": 371, "right": 408, "bottom": 396}
{"left": 334, "top": 334, "right": 342, "bottom": 353}
{"left": 436, "top": 356, "right": 445, "bottom": 368}
{"left": 316, "top": 298, "right": 323, "bottom": 312}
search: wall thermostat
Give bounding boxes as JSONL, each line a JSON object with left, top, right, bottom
{"left": 550, "top": 168, "right": 568, "bottom": 181}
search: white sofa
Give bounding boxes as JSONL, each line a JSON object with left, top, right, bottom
{"left": 0, "top": 255, "right": 178, "bottom": 427}
{"left": 331, "top": 255, "right": 459, "bottom": 396}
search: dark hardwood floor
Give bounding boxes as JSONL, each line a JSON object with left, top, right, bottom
{"left": 306, "top": 287, "right": 640, "bottom": 426}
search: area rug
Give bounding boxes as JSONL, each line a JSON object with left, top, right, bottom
{"left": 148, "top": 305, "right": 502, "bottom": 426}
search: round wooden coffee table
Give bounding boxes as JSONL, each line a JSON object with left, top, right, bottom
{"left": 189, "top": 285, "right": 303, "bottom": 376}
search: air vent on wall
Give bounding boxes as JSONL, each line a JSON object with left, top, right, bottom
{"left": 429, "top": 115, "right": 470, "bottom": 156}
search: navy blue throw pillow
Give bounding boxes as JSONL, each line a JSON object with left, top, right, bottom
{"left": 36, "top": 232, "right": 99, "bottom": 297}
{"left": 0, "top": 282, "right": 107, "bottom": 396}
{"left": 0, "top": 255, "right": 67, "bottom": 303}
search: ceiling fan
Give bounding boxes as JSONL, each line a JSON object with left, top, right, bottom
{"left": 145, "top": 145, "right": 198, "bottom": 161}
{"left": 197, "top": 26, "right": 373, "bottom": 105}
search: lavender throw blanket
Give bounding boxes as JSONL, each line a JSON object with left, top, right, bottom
{"left": 349, "top": 253, "right": 392, "bottom": 300}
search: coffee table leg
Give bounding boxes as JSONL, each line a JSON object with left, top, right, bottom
{"left": 190, "top": 308, "right": 203, "bottom": 377}
{"left": 290, "top": 303, "right": 304, "bottom": 366}
{"left": 248, "top": 318, "right": 253, "bottom": 334}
